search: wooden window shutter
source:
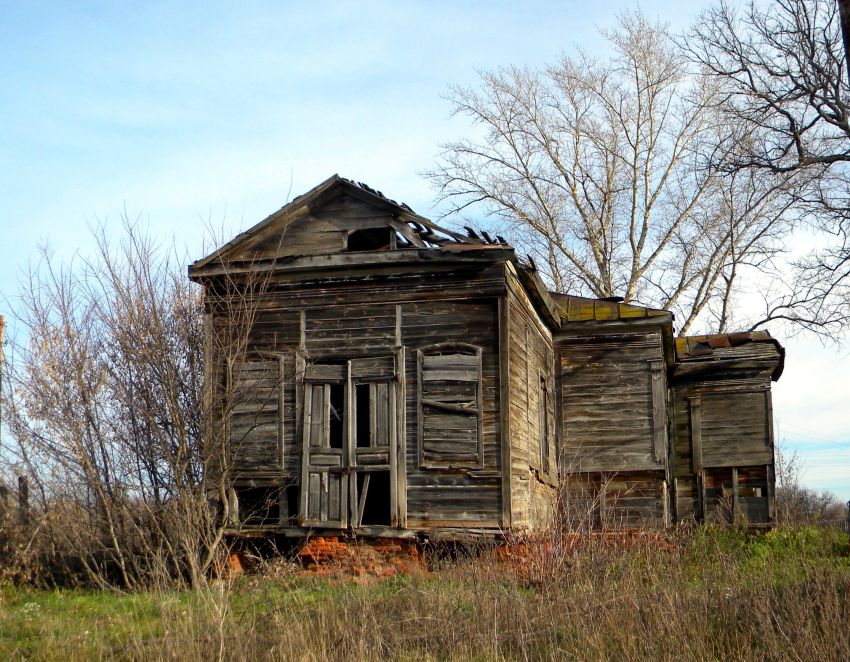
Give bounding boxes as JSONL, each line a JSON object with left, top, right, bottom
{"left": 417, "top": 343, "right": 483, "bottom": 469}
{"left": 227, "top": 356, "right": 284, "bottom": 472}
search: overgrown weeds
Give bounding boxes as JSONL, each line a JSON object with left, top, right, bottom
{"left": 0, "top": 525, "right": 847, "bottom": 661}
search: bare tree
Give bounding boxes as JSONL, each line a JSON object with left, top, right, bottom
{"left": 428, "top": 12, "right": 799, "bottom": 333}
{"left": 687, "top": 0, "right": 850, "bottom": 336}
{"left": 0, "top": 222, "right": 264, "bottom": 588}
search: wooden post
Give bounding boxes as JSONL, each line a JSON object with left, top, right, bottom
{"left": 388, "top": 380, "right": 398, "bottom": 527}
{"left": 689, "top": 397, "right": 703, "bottom": 474}
{"left": 345, "top": 360, "right": 354, "bottom": 529}
{"left": 17, "top": 475, "right": 29, "bottom": 528}
{"left": 298, "top": 382, "right": 312, "bottom": 526}
{"left": 766, "top": 463, "right": 776, "bottom": 523}
{"left": 649, "top": 360, "right": 667, "bottom": 464}
{"left": 689, "top": 396, "right": 705, "bottom": 521}
{"left": 278, "top": 355, "right": 286, "bottom": 471}
{"left": 732, "top": 467, "right": 739, "bottom": 524}
{"left": 395, "top": 345, "right": 407, "bottom": 528}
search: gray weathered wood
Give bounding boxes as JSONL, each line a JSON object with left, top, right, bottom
{"left": 194, "top": 176, "right": 783, "bottom": 538}
{"left": 690, "top": 397, "right": 703, "bottom": 474}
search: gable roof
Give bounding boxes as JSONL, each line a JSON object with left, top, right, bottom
{"left": 189, "top": 174, "right": 509, "bottom": 275}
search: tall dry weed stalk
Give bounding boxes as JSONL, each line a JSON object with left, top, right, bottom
{"left": 89, "top": 526, "right": 846, "bottom": 661}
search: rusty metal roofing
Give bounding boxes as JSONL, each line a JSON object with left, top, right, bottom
{"left": 548, "top": 293, "right": 670, "bottom": 323}
{"left": 675, "top": 331, "right": 785, "bottom": 380}
{"left": 675, "top": 331, "right": 778, "bottom": 359}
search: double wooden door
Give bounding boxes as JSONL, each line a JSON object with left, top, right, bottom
{"left": 299, "top": 356, "right": 399, "bottom": 529}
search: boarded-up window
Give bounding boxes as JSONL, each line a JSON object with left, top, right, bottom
{"left": 559, "top": 335, "right": 662, "bottom": 472}
{"left": 417, "top": 344, "right": 483, "bottom": 468}
{"left": 228, "top": 357, "right": 284, "bottom": 472}
{"left": 699, "top": 391, "right": 772, "bottom": 468}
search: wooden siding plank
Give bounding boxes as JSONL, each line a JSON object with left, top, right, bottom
{"left": 650, "top": 359, "right": 667, "bottom": 464}
{"left": 557, "top": 332, "right": 664, "bottom": 473}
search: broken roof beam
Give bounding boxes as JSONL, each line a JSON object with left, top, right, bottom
{"left": 388, "top": 220, "right": 426, "bottom": 248}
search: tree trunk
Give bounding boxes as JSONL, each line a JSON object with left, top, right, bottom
{"left": 839, "top": 0, "right": 850, "bottom": 82}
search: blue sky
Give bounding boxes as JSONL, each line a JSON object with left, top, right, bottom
{"left": 1, "top": 1, "right": 847, "bottom": 502}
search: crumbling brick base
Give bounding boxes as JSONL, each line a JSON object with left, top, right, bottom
{"left": 296, "top": 536, "right": 425, "bottom": 578}
{"left": 494, "top": 529, "right": 676, "bottom": 583}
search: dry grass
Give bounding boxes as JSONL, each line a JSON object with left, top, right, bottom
{"left": 0, "top": 525, "right": 847, "bottom": 661}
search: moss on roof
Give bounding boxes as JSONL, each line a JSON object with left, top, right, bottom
{"left": 549, "top": 293, "right": 670, "bottom": 323}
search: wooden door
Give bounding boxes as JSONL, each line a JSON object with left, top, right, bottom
{"left": 300, "top": 367, "right": 349, "bottom": 527}
{"left": 299, "top": 357, "right": 400, "bottom": 529}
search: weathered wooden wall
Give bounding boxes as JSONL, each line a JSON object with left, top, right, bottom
{"left": 554, "top": 322, "right": 669, "bottom": 527}
{"left": 562, "top": 471, "right": 667, "bottom": 529}
{"left": 403, "top": 296, "right": 502, "bottom": 529}
{"left": 504, "top": 264, "right": 557, "bottom": 531}
{"left": 206, "top": 262, "right": 508, "bottom": 532}
{"left": 556, "top": 327, "right": 667, "bottom": 473}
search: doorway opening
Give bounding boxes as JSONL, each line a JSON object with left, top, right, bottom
{"left": 355, "top": 471, "right": 391, "bottom": 526}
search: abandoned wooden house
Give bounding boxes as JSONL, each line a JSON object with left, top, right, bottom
{"left": 188, "top": 175, "right": 784, "bottom": 539}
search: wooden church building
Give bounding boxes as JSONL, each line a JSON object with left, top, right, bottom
{"left": 188, "top": 175, "right": 784, "bottom": 538}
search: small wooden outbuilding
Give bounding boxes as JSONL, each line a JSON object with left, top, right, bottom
{"left": 188, "top": 175, "right": 784, "bottom": 539}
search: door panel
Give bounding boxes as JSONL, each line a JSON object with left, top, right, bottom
{"left": 300, "top": 381, "right": 348, "bottom": 527}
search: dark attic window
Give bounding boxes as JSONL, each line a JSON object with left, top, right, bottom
{"left": 347, "top": 227, "right": 394, "bottom": 251}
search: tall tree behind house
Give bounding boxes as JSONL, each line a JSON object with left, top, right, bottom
{"left": 428, "top": 11, "right": 801, "bottom": 335}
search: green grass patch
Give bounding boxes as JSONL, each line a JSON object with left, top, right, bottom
{"left": 0, "top": 526, "right": 847, "bottom": 661}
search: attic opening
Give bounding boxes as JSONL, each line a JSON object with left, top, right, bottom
{"left": 347, "top": 227, "right": 394, "bottom": 251}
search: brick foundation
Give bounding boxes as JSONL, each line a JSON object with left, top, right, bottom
{"left": 497, "top": 529, "right": 660, "bottom": 556}
{"left": 495, "top": 529, "right": 675, "bottom": 579}
{"left": 296, "top": 536, "right": 425, "bottom": 578}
